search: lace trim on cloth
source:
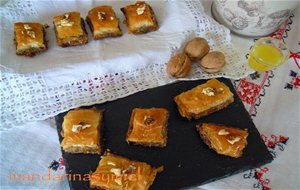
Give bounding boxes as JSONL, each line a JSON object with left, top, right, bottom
{"left": 0, "top": 0, "right": 253, "bottom": 130}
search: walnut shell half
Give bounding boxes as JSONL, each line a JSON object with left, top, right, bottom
{"left": 199, "top": 51, "right": 225, "bottom": 74}
{"left": 166, "top": 53, "right": 192, "bottom": 78}
{"left": 184, "top": 37, "right": 210, "bottom": 61}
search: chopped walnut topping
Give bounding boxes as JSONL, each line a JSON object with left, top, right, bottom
{"left": 136, "top": 3, "right": 146, "bottom": 15}
{"left": 122, "top": 165, "right": 136, "bottom": 174}
{"left": 59, "top": 18, "right": 74, "bottom": 27}
{"left": 107, "top": 161, "right": 116, "bottom": 166}
{"left": 202, "top": 87, "right": 215, "bottom": 96}
{"left": 64, "top": 14, "right": 69, "bottom": 19}
{"left": 110, "top": 168, "right": 121, "bottom": 176}
{"left": 115, "top": 177, "right": 122, "bottom": 185}
{"left": 218, "top": 129, "right": 229, "bottom": 135}
{"left": 58, "top": 14, "right": 74, "bottom": 27}
{"left": 72, "top": 122, "right": 92, "bottom": 133}
{"left": 26, "top": 30, "right": 36, "bottom": 38}
{"left": 23, "top": 24, "right": 32, "bottom": 30}
{"left": 144, "top": 115, "right": 155, "bottom": 125}
{"left": 111, "top": 168, "right": 123, "bottom": 185}
{"left": 98, "top": 11, "right": 106, "bottom": 20}
{"left": 23, "top": 24, "right": 35, "bottom": 38}
{"left": 217, "top": 88, "right": 224, "bottom": 93}
{"left": 227, "top": 136, "right": 241, "bottom": 145}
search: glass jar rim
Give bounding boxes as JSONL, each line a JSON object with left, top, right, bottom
{"left": 251, "top": 37, "right": 290, "bottom": 66}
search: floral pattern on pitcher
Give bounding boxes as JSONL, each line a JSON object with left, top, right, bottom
{"left": 213, "top": 0, "right": 297, "bottom": 36}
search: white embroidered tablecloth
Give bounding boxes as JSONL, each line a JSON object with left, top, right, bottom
{"left": 0, "top": 0, "right": 299, "bottom": 190}
{"left": 0, "top": 0, "right": 253, "bottom": 129}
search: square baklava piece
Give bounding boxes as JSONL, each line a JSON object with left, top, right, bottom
{"left": 196, "top": 123, "right": 248, "bottom": 158}
{"left": 174, "top": 78, "right": 234, "bottom": 120}
{"left": 60, "top": 107, "right": 103, "bottom": 154}
{"left": 86, "top": 6, "right": 122, "bottom": 40}
{"left": 90, "top": 151, "right": 163, "bottom": 190}
{"left": 126, "top": 108, "right": 168, "bottom": 147}
{"left": 121, "top": 1, "right": 159, "bottom": 34}
{"left": 14, "top": 22, "right": 47, "bottom": 57}
{"left": 53, "top": 12, "right": 88, "bottom": 47}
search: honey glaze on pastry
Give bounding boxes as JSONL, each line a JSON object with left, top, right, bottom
{"left": 126, "top": 108, "right": 169, "bottom": 147}
{"left": 14, "top": 22, "right": 48, "bottom": 57}
{"left": 196, "top": 123, "right": 248, "bottom": 158}
{"left": 174, "top": 78, "right": 234, "bottom": 120}
{"left": 90, "top": 151, "right": 163, "bottom": 190}
{"left": 121, "top": 1, "right": 159, "bottom": 34}
{"left": 53, "top": 12, "right": 88, "bottom": 47}
{"left": 86, "top": 6, "right": 122, "bottom": 40}
{"left": 60, "top": 107, "right": 104, "bottom": 154}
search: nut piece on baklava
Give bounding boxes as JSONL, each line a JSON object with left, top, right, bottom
{"left": 126, "top": 108, "right": 169, "bottom": 147}
{"left": 14, "top": 22, "right": 48, "bottom": 57}
{"left": 60, "top": 107, "right": 103, "bottom": 154}
{"left": 196, "top": 123, "right": 248, "bottom": 158}
{"left": 121, "top": 1, "right": 159, "bottom": 34}
{"left": 90, "top": 151, "right": 163, "bottom": 190}
{"left": 86, "top": 6, "right": 122, "bottom": 40}
{"left": 174, "top": 78, "right": 234, "bottom": 120}
{"left": 53, "top": 12, "right": 88, "bottom": 47}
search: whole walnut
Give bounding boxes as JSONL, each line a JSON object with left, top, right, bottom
{"left": 199, "top": 51, "right": 226, "bottom": 73}
{"left": 166, "top": 53, "right": 192, "bottom": 78}
{"left": 184, "top": 37, "right": 210, "bottom": 60}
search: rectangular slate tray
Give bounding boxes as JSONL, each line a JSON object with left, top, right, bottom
{"left": 55, "top": 78, "right": 273, "bottom": 190}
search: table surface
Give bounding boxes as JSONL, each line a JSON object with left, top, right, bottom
{"left": 0, "top": 1, "right": 299, "bottom": 190}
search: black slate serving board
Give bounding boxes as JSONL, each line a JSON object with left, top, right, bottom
{"left": 55, "top": 78, "right": 273, "bottom": 190}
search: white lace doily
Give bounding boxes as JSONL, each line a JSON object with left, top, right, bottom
{"left": 0, "top": 0, "right": 253, "bottom": 130}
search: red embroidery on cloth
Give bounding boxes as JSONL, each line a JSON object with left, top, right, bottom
{"left": 292, "top": 76, "right": 300, "bottom": 88}
{"left": 48, "top": 157, "right": 65, "bottom": 171}
{"left": 255, "top": 167, "right": 271, "bottom": 190}
{"left": 240, "top": 15, "right": 293, "bottom": 190}
{"left": 236, "top": 72, "right": 270, "bottom": 114}
{"left": 290, "top": 51, "right": 300, "bottom": 70}
{"left": 236, "top": 79, "right": 261, "bottom": 105}
{"left": 243, "top": 167, "right": 271, "bottom": 190}
{"left": 58, "top": 157, "right": 65, "bottom": 170}
{"left": 261, "top": 134, "right": 289, "bottom": 149}
{"left": 285, "top": 70, "right": 300, "bottom": 90}
{"left": 243, "top": 134, "right": 289, "bottom": 189}
{"left": 270, "top": 18, "right": 290, "bottom": 40}
{"left": 260, "top": 134, "right": 289, "bottom": 159}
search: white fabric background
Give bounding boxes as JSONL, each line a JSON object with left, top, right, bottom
{"left": 0, "top": 0, "right": 253, "bottom": 129}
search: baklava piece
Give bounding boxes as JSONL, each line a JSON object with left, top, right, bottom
{"left": 174, "top": 78, "right": 234, "bottom": 120}
{"left": 196, "top": 123, "right": 248, "bottom": 158}
{"left": 90, "top": 151, "right": 163, "bottom": 190}
{"left": 53, "top": 12, "right": 88, "bottom": 47}
{"left": 126, "top": 108, "right": 168, "bottom": 147}
{"left": 14, "top": 22, "right": 48, "bottom": 57}
{"left": 121, "top": 1, "right": 159, "bottom": 34}
{"left": 86, "top": 6, "right": 122, "bottom": 40}
{"left": 60, "top": 107, "right": 103, "bottom": 154}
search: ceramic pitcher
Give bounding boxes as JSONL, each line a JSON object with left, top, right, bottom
{"left": 211, "top": 0, "right": 299, "bottom": 37}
